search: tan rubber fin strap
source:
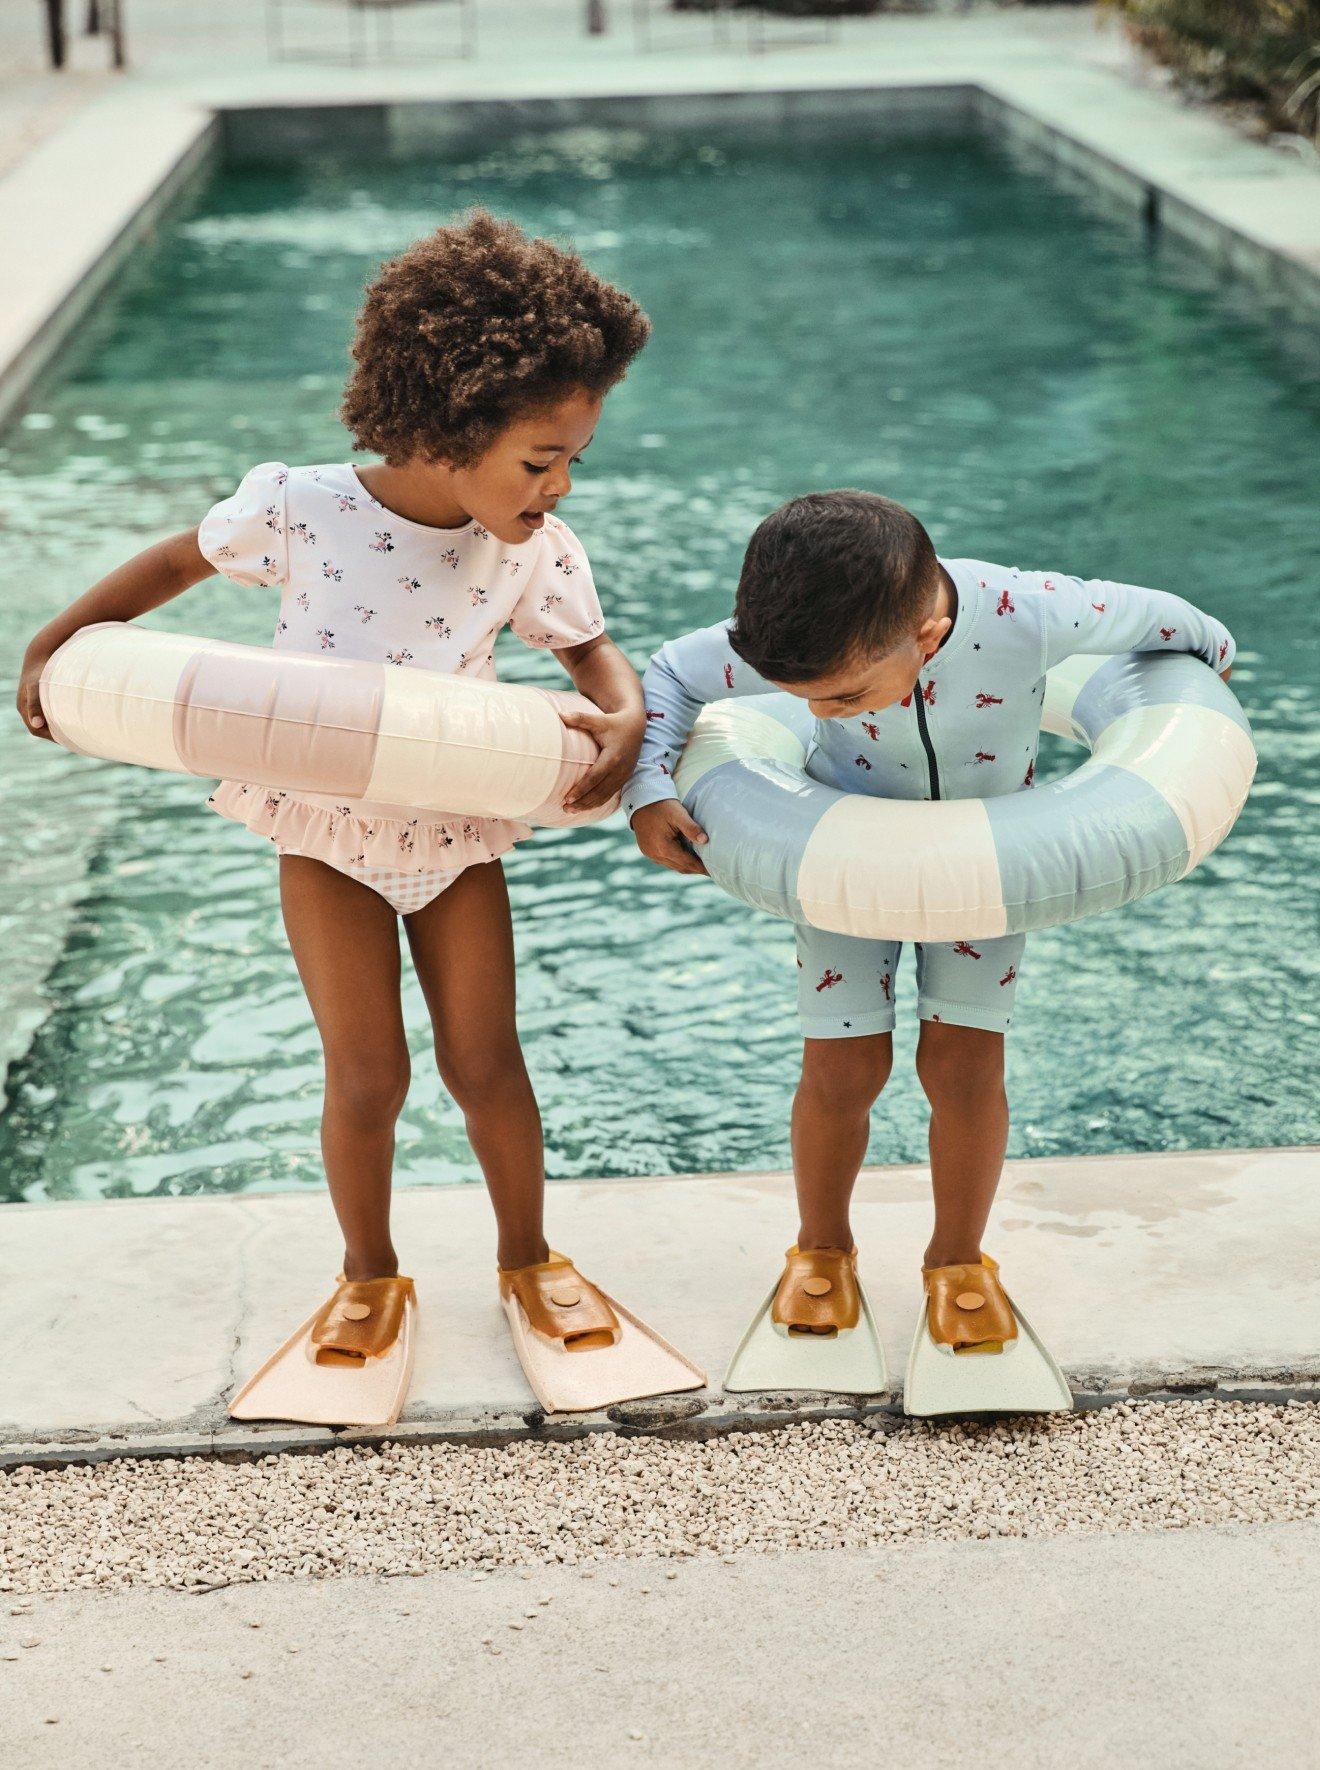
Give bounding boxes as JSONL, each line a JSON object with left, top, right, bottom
{"left": 499, "top": 1251, "right": 619, "bottom": 1347}
{"left": 310, "top": 1276, "right": 415, "bottom": 1361}
{"left": 922, "top": 1256, "right": 1017, "bottom": 1350}
{"left": 771, "top": 1245, "right": 862, "bottom": 1336}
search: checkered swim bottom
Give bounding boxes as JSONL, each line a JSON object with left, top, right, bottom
{"left": 346, "top": 864, "right": 465, "bottom": 915}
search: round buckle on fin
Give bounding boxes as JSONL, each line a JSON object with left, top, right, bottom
{"left": 341, "top": 1302, "right": 372, "bottom": 1321}
{"left": 955, "top": 1291, "right": 986, "bottom": 1311}
{"left": 802, "top": 1277, "right": 833, "bottom": 1297}
{"left": 550, "top": 1286, "right": 582, "bottom": 1309}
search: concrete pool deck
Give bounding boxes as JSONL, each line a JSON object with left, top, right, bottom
{"left": 6, "top": 1526, "right": 1320, "bottom": 1765}
{"left": 3, "top": 1144, "right": 1317, "bottom": 1468}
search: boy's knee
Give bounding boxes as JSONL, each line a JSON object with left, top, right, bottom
{"left": 799, "top": 1036, "right": 893, "bottom": 1113}
{"left": 915, "top": 1023, "right": 1004, "bottom": 1105}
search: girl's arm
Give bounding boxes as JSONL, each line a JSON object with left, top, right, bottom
{"left": 553, "top": 633, "right": 646, "bottom": 813}
{"left": 17, "top": 528, "right": 212, "bottom": 739}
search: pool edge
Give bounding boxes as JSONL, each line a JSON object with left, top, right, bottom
{"left": 2, "top": 1147, "right": 1318, "bottom": 1470}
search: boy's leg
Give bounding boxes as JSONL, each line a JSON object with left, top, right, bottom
{"left": 403, "top": 859, "right": 548, "bottom": 1270}
{"left": 913, "top": 934, "right": 1025, "bottom": 1267}
{"left": 793, "top": 1036, "right": 894, "bottom": 1249}
{"left": 280, "top": 855, "right": 410, "bottom": 1281}
{"left": 792, "top": 925, "right": 899, "bottom": 1250}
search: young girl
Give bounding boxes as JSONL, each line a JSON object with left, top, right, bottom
{"left": 18, "top": 212, "right": 699, "bottom": 1421}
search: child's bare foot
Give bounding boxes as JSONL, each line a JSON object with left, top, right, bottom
{"left": 922, "top": 1242, "right": 985, "bottom": 1270}
{"left": 342, "top": 1247, "right": 400, "bottom": 1282}
{"left": 496, "top": 1235, "right": 551, "bottom": 1271}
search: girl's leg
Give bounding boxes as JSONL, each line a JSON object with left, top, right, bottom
{"left": 402, "top": 859, "right": 548, "bottom": 1270}
{"left": 914, "top": 1020, "right": 1008, "bottom": 1268}
{"left": 791, "top": 1034, "right": 894, "bottom": 1250}
{"left": 280, "top": 855, "right": 410, "bottom": 1281}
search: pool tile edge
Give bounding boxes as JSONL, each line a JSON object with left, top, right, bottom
{"left": 3, "top": 1148, "right": 1319, "bottom": 1468}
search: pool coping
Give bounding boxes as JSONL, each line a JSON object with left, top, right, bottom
{"left": 12, "top": 1374, "right": 1319, "bottom": 1476}
{"left": 3, "top": 1145, "right": 1318, "bottom": 1472}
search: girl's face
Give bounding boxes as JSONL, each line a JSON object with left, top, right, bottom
{"left": 449, "top": 388, "right": 604, "bottom": 545}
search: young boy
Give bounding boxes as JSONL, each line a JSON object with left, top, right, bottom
{"left": 625, "top": 491, "right": 1234, "bottom": 1387}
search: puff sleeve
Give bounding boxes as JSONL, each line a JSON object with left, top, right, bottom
{"left": 508, "top": 517, "right": 606, "bottom": 650}
{"left": 197, "top": 461, "right": 291, "bottom": 588}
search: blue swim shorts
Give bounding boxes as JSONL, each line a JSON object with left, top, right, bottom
{"left": 795, "top": 924, "right": 1026, "bottom": 1039}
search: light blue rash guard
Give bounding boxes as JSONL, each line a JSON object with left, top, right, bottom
{"left": 623, "top": 558, "right": 1236, "bottom": 821}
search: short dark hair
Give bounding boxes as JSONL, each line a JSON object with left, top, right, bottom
{"left": 729, "top": 491, "right": 940, "bottom": 682}
{"left": 341, "top": 210, "right": 651, "bottom": 467}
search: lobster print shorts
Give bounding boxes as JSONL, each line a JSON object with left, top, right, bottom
{"left": 794, "top": 924, "right": 1026, "bottom": 1039}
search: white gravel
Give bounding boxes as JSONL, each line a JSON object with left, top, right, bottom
{"left": 3, "top": 1400, "right": 1318, "bottom": 1595}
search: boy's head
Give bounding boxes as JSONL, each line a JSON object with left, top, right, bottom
{"left": 342, "top": 210, "right": 650, "bottom": 542}
{"left": 729, "top": 491, "right": 948, "bottom": 716}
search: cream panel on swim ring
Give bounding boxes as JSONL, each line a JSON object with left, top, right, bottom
{"left": 39, "top": 622, "right": 192, "bottom": 771}
{"left": 361, "top": 666, "right": 590, "bottom": 822}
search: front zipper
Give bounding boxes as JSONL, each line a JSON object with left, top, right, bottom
{"left": 912, "top": 684, "right": 940, "bottom": 800}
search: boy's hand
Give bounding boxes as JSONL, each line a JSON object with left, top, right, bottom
{"left": 631, "top": 799, "right": 709, "bottom": 876}
{"left": 559, "top": 706, "right": 646, "bottom": 813}
{"left": 1220, "top": 665, "right": 1232, "bottom": 683}
{"left": 16, "top": 649, "right": 55, "bottom": 741}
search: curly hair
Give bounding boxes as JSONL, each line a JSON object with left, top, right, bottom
{"left": 341, "top": 210, "right": 651, "bottom": 466}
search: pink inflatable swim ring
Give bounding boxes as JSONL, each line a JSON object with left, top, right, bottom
{"left": 39, "top": 623, "right": 615, "bottom": 827}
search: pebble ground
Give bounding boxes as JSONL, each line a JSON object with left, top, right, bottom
{"left": 3, "top": 1399, "right": 1318, "bottom": 1597}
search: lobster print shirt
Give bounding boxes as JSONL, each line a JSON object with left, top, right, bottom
{"left": 197, "top": 460, "right": 606, "bottom": 875}
{"left": 623, "top": 559, "right": 1236, "bottom": 817}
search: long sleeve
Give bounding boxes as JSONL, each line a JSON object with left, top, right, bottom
{"left": 622, "top": 620, "right": 774, "bottom": 821}
{"left": 1032, "top": 570, "right": 1235, "bottom": 676}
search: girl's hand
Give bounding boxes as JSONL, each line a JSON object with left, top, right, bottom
{"left": 16, "top": 649, "right": 55, "bottom": 741}
{"left": 14, "top": 528, "right": 213, "bottom": 747}
{"left": 559, "top": 705, "right": 647, "bottom": 813}
{"left": 631, "top": 799, "right": 709, "bottom": 876}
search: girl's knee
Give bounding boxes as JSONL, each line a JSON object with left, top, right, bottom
{"left": 434, "top": 1033, "right": 525, "bottom": 1109}
{"left": 799, "top": 1036, "right": 893, "bottom": 1113}
{"left": 916, "top": 1023, "right": 1004, "bottom": 1106}
{"left": 325, "top": 1051, "right": 410, "bottom": 1123}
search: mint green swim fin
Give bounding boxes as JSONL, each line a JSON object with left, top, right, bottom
{"left": 723, "top": 1245, "right": 889, "bottom": 1397}
{"left": 903, "top": 1256, "right": 1072, "bottom": 1417}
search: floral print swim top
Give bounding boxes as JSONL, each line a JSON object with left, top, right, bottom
{"left": 196, "top": 460, "right": 606, "bottom": 874}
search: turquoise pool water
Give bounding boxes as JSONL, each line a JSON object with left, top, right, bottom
{"left": 1, "top": 125, "right": 1317, "bottom": 1203}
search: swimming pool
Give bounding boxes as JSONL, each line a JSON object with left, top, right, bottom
{"left": 2, "top": 122, "right": 1316, "bottom": 1202}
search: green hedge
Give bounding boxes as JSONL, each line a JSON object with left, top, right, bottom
{"left": 669, "top": 0, "right": 1320, "bottom": 138}
{"left": 1113, "top": 1, "right": 1320, "bottom": 137}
